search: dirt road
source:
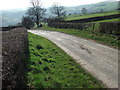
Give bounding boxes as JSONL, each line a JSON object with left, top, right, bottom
{"left": 28, "top": 30, "right": 119, "bottom": 88}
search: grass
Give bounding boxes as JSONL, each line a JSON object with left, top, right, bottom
{"left": 41, "top": 25, "right": 119, "bottom": 48}
{"left": 66, "top": 10, "right": 119, "bottom": 21}
{"left": 27, "top": 32, "right": 105, "bottom": 88}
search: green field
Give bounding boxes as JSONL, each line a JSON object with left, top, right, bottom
{"left": 27, "top": 32, "right": 105, "bottom": 88}
{"left": 93, "top": 18, "right": 120, "bottom": 22}
{"left": 41, "top": 25, "right": 119, "bottom": 48}
{"left": 66, "top": 10, "right": 119, "bottom": 21}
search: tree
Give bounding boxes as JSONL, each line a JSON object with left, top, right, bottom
{"left": 116, "top": 1, "right": 120, "bottom": 10}
{"left": 22, "top": 16, "right": 34, "bottom": 29}
{"left": 82, "top": 8, "right": 87, "bottom": 15}
{"left": 100, "top": 9, "right": 104, "bottom": 13}
{"left": 50, "top": 3, "right": 66, "bottom": 20}
{"left": 26, "top": 0, "right": 46, "bottom": 27}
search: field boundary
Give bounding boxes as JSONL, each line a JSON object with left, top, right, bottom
{"left": 65, "top": 14, "right": 120, "bottom": 23}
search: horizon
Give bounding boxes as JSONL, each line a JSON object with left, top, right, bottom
{"left": 0, "top": 0, "right": 118, "bottom": 10}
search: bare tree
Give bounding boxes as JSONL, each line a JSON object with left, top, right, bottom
{"left": 82, "top": 8, "right": 87, "bottom": 15}
{"left": 26, "top": 0, "right": 46, "bottom": 27}
{"left": 50, "top": 3, "right": 66, "bottom": 19}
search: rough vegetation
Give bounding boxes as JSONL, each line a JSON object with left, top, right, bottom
{"left": 2, "top": 27, "right": 29, "bottom": 88}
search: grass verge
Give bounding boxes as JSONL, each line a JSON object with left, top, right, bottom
{"left": 27, "top": 32, "right": 105, "bottom": 88}
{"left": 41, "top": 25, "right": 119, "bottom": 49}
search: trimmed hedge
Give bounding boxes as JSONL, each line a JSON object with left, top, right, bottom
{"left": 99, "top": 22, "right": 120, "bottom": 35}
{"left": 2, "top": 27, "right": 29, "bottom": 88}
{"left": 48, "top": 22, "right": 93, "bottom": 30}
{"left": 0, "top": 26, "right": 23, "bottom": 31}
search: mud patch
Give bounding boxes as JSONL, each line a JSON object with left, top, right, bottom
{"left": 79, "top": 45, "right": 92, "bottom": 54}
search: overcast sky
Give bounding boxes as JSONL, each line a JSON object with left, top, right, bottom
{"left": 0, "top": 0, "right": 118, "bottom": 10}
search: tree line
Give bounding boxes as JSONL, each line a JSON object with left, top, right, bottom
{"left": 21, "top": 0, "right": 88, "bottom": 29}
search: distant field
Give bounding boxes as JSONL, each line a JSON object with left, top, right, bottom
{"left": 66, "top": 10, "right": 119, "bottom": 21}
{"left": 27, "top": 32, "right": 105, "bottom": 88}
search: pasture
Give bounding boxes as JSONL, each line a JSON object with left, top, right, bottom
{"left": 66, "top": 10, "right": 119, "bottom": 21}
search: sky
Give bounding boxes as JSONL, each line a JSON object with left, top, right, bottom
{"left": 0, "top": 0, "right": 118, "bottom": 10}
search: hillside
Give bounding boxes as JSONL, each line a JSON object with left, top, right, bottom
{"left": 0, "top": 1, "right": 119, "bottom": 27}
{"left": 65, "top": 1, "right": 119, "bottom": 14}
{"left": 1, "top": 9, "right": 26, "bottom": 27}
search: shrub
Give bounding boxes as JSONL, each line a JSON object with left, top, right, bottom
{"left": 22, "top": 16, "right": 34, "bottom": 29}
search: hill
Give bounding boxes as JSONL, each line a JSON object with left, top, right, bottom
{"left": 65, "top": 1, "right": 119, "bottom": 14}
{"left": 1, "top": 9, "right": 26, "bottom": 27}
{"left": 0, "top": 1, "right": 119, "bottom": 27}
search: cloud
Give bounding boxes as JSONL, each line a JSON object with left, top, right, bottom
{"left": 0, "top": 0, "right": 108, "bottom": 10}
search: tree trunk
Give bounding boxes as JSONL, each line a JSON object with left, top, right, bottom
{"left": 36, "top": 15, "right": 39, "bottom": 28}
{"left": 36, "top": 21, "right": 39, "bottom": 28}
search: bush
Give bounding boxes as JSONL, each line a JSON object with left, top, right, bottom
{"left": 22, "top": 16, "right": 34, "bottom": 29}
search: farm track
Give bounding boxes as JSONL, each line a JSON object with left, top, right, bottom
{"left": 28, "top": 30, "right": 119, "bottom": 88}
